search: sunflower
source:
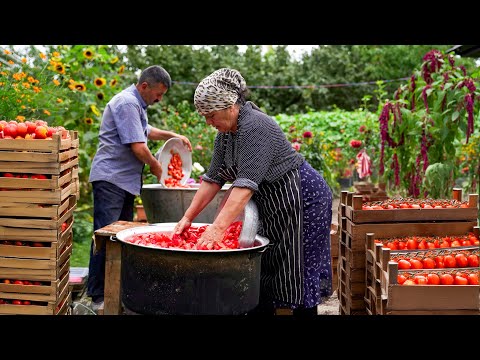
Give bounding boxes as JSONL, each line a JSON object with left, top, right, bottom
{"left": 55, "top": 63, "right": 65, "bottom": 74}
{"left": 94, "top": 77, "right": 106, "bottom": 87}
{"left": 83, "top": 49, "right": 94, "bottom": 59}
{"left": 85, "top": 117, "right": 93, "bottom": 125}
{"left": 110, "top": 79, "right": 117, "bottom": 87}
{"left": 118, "top": 65, "right": 125, "bottom": 74}
{"left": 110, "top": 56, "right": 119, "bottom": 64}
{"left": 74, "top": 83, "right": 86, "bottom": 91}
{"left": 96, "top": 92, "right": 104, "bottom": 101}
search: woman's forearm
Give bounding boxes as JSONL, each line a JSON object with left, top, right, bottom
{"left": 184, "top": 181, "right": 221, "bottom": 221}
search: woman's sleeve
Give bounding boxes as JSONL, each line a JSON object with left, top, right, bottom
{"left": 202, "top": 133, "right": 226, "bottom": 186}
{"left": 233, "top": 126, "right": 274, "bottom": 191}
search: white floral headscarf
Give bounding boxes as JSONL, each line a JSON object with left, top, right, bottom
{"left": 194, "top": 68, "right": 247, "bottom": 115}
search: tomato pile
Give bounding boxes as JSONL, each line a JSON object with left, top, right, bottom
{"left": 164, "top": 150, "right": 189, "bottom": 188}
{"left": 124, "top": 221, "right": 243, "bottom": 250}
{"left": 362, "top": 198, "right": 469, "bottom": 210}
{"left": 375, "top": 233, "right": 480, "bottom": 250}
{"left": 397, "top": 270, "right": 478, "bottom": 286}
{"left": 0, "top": 278, "right": 48, "bottom": 306}
{"left": 391, "top": 250, "right": 479, "bottom": 270}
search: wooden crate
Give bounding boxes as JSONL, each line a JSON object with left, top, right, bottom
{"left": 0, "top": 181, "right": 73, "bottom": 205}
{"left": 346, "top": 192, "right": 478, "bottom": 224}
{"left": 0, "top": 131, "right": 77, "bottom": 153}
{"left": 0, "top": 266, "right": 69, "bottom": 301}
{"left": 0, "top": 147, "right": 78, "bottom": 163}
{"left": 0, "top": 280, "right": 70, "bottom": 315}
{"left": 0, "top": 194, "right": 72, "bottom": 220}
{"left": 0, "top": 171, "right": 72, "bottom": 190}
{"left": 0, "top": 228, "right": 73, "bottom": 260}
{"left": 0, "top": 243, "right": 72, "bottom": 281}
{"left": 0, "top": 213, "right": 74, "bottom": 242}
{"left": 0, "top": 156, "right": 78, "bottom": 175}
{"left": 346, "top": 219, "right": 478, "bottom": 241}
{"left": 0, "top": 195, "right": 76, "bottom": 229}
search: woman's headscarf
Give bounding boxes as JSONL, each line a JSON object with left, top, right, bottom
{"left": 194, "top": 68, "right": 247, "bottom": 115}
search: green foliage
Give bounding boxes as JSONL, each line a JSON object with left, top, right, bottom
{"left": 378, "top": 49, "right": 480, "bottom": 198}
{"left": 274, "top": 109, "right": 379, "bottom": 196}
{"left": 424, "top": 162, "right": 454, "bottom": 199}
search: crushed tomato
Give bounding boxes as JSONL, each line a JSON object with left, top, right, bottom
{"left": 124, "top": 221, "right": 244, "bottom": 250}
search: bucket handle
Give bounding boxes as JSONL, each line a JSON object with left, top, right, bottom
{"left": 110, "top": 235, "right": 118, "bottom": 242}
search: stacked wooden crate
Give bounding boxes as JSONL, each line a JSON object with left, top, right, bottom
{"left": 338, "top": 191, "right": 371, "bottom": 314}
{"left": 0, "top": 131, "right": 78, "bottom": 315}
{"left": 330, "top": 223, "right": 339, "bottom": 292}
{"left": 357, "top": 190, "right": 478, "bottom": 315}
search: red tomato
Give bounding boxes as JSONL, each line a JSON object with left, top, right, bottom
{"left": 443, "top": 255, "right": 457, "bottom": 268}
{"left": 397, "top": 259, "right": 411, "bottom": 270}
{"left": 454, "top": 275, "right": 469, "bottom": 285}
{"left": 426, "top": 273, "right": 440, "bottom": 285}
{"left": 450, "top": 240, "right": 462, "bottom": 247}
{"left": 440, "top": 273, "right": 454, "bottom": 285}
{"left": 406, "top": 239, "right": 417, "bottom": 250}
{"left": 402, "top": 279, "right": 416, "bottom": 286}
{"left": 422, "top": 257, "right": 436, "bottom": 269}
{"left": 414, "top": 275, "right": 428, "bottom": 285}
{"left": 454, "top": 254, "right": 468, "bottom": 268}
{"left": 397, "top": 274, "right": 407, "bottom": 285}
{"left": 12, "top": 300, "right": 22, "bottom": 305}
{"left": 409, "top": 259, "right": 423, "bottom": 269}
{"left": 467, "top": 273, "right": 479, "bottom": 285}
{"left": 467, "top": 254, "right": 479, "bottom": 268}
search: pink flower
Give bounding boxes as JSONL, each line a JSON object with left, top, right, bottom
{"left": 292, "top": 142, "right": 301, "bottom": 151}
{"left": 195, "top": 145, "right": 203, "bottom": 150}
{"left": 302, "top": 131, "right": 313, "bottom": 138}
{"left": 359, "top": 125, "right": 366, "bottom": 133}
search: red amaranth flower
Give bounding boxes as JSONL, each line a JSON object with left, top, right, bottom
{"left": 302, "top": 131, "right": 313, "bottom": 138}
{"left": 422, "top": 85, "right": 431, "bottom": 113}
{"left": 465, "top": 93, "right": 475, "bottom": 143}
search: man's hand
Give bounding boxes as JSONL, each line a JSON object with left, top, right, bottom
{"left": 177, "top": 134, "right": 192, "bottom": 152}
{"left": 150, "top": 161, "right": 162, "bottom": 182}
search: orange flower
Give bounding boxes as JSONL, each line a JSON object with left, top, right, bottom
{"left": 53, "top": 79, "right": 60, "bottom": 86}
{"left": 39, "top": 52, "right": 46, "bottom": 60}
{"left": 15, "top": 115, "right": 25, "bottom": 121}
{"left": 57, "top": 98, "right": 63, "bottom": 103}
{"left": 4, "top": 49, "right": 11, "bottom": 55}
{"left": 43, "top": 109, "right": 51, "bottom": 116}
{"left": 8, "top": 60, "right": 14, "bottom": 65}
{"left": 21, "top": 58, "right": 27, "bottom": 63}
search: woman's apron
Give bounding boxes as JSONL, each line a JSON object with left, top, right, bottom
{"left": 217, "top": 136, "right": 305, "bottom": 306}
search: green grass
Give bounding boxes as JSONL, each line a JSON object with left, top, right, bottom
{"left": 70, "top": 240, "right": 91, "bottom": 267}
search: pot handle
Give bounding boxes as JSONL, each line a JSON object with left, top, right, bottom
{"left": 110, "top": 235, "right": 118, "bottom": 242}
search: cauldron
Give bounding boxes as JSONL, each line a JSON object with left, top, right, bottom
{"left": 114, "top": 223, "right": 269, "bottom": 315}
{"left": 140, "top": 184, "right": 231, "bottom": 223}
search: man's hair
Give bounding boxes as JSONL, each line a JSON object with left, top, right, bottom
{"left": 138, "top": 65, "right": 172, "bottom": 89}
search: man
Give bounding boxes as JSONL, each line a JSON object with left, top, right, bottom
{"left": 87, "top": 65, "right": 192, "bottom": 310}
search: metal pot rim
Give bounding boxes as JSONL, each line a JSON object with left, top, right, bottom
{"left": 114, "top": 223, "right": 269, "bottom": 253}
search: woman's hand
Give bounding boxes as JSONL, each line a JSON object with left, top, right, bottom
{"left": 195, "top": 224, "right": 224, "bottom": 250}
{"left": 174, "top": 216, "right": 192, "bottom": 235}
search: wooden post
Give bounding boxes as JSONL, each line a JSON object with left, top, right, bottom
{"left": 353, "top": 195, "right": 363, "bottom": 210}
{"left": 104, "top": 239, "right": 122, "bottom": 315}
{"left": 468, "top": 194, "right": 478, "bottom": 208}
{"left": 452, "top": 188, "right": 462, "bottom": 201}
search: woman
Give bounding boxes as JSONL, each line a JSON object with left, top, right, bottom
{"left": 174, "top": 68, "right": 332, "bottom": 315}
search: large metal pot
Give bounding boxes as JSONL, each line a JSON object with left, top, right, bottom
{"left": 114, "top": 223, "right": 270, "bottom": 315}
{"left": 140, "top": 184, "right": 231, "bottom": 223}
